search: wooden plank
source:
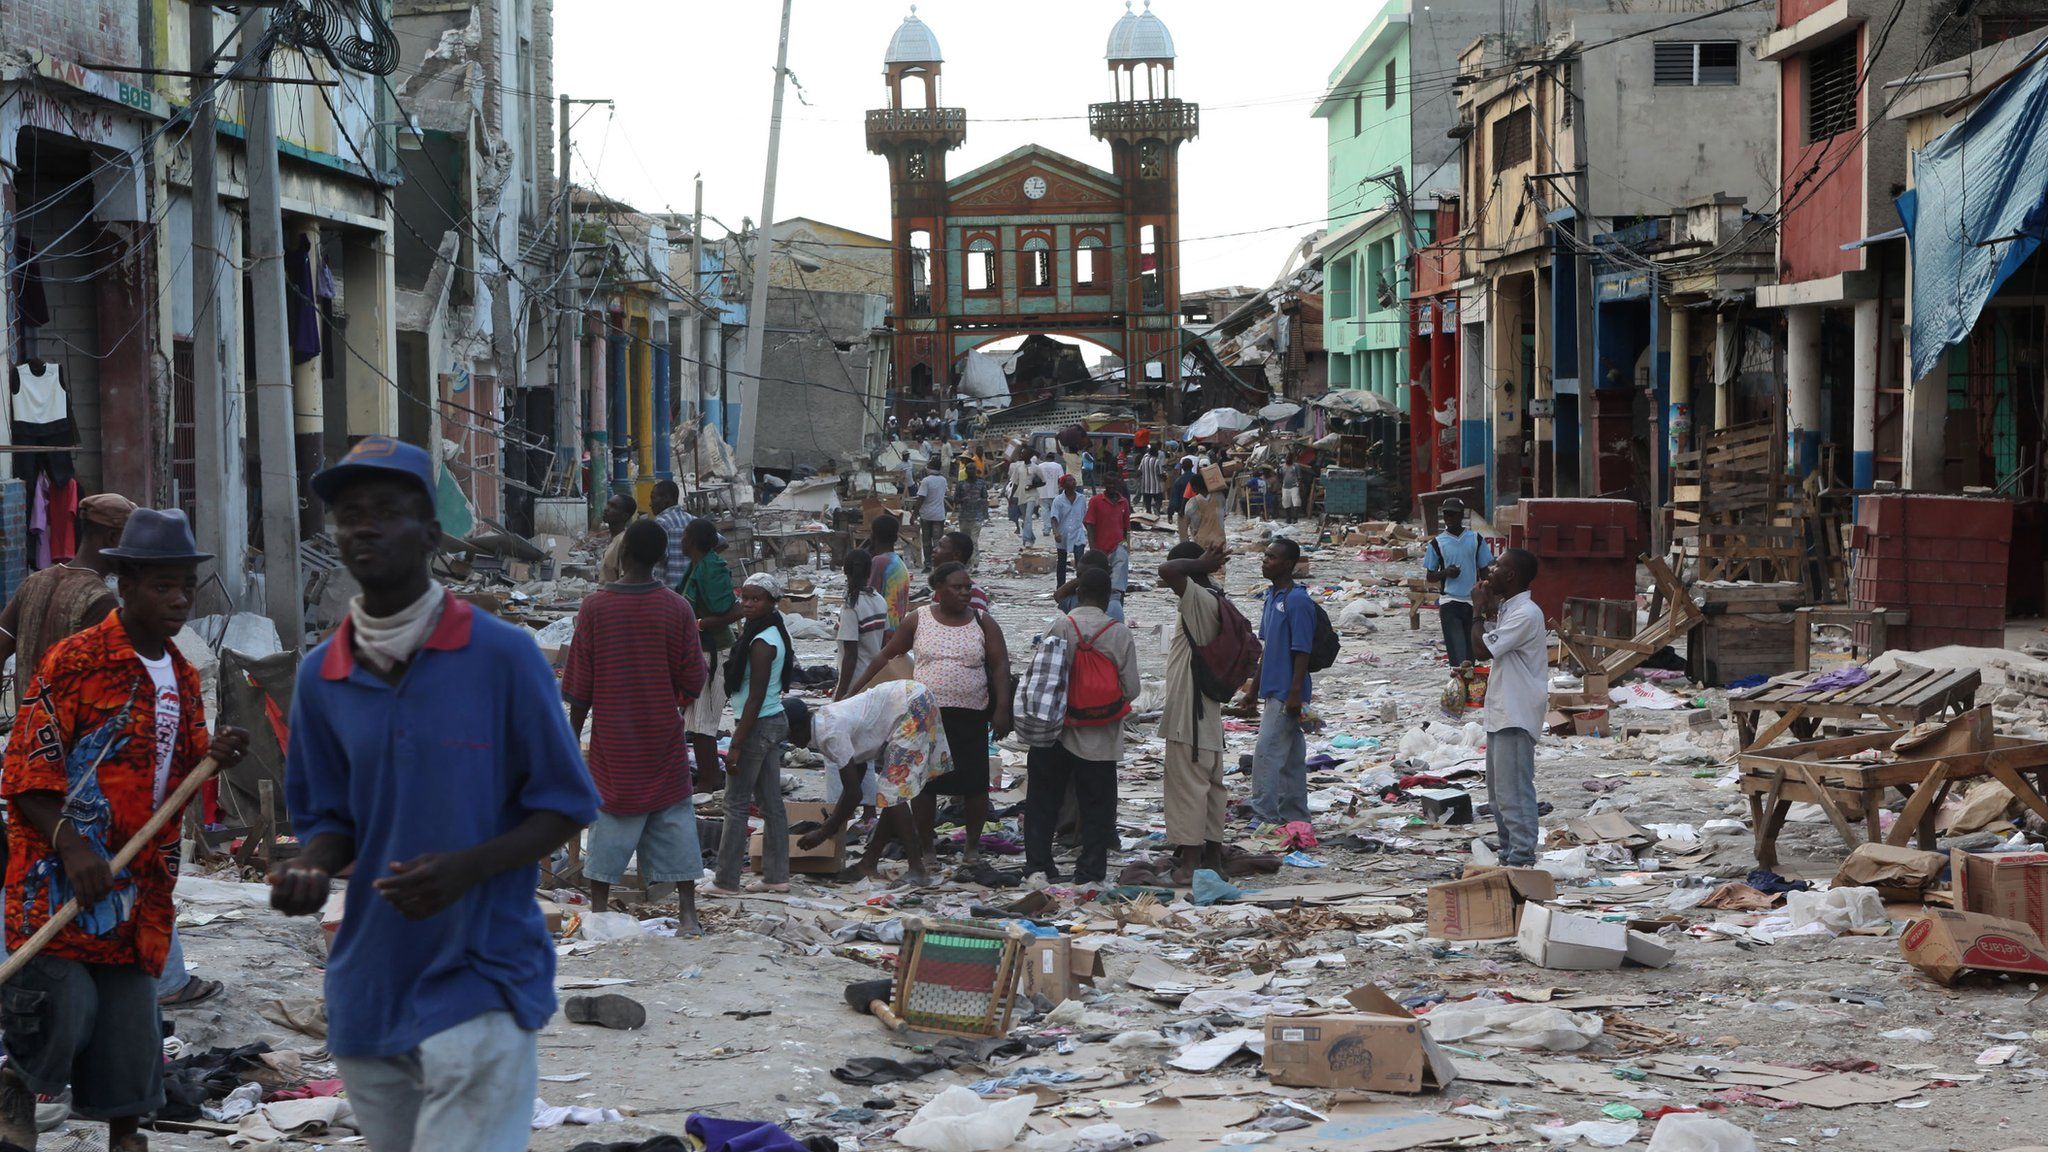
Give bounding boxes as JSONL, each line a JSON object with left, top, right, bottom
{"left": 1984, "top": 756, "right": 2048, "bottom": 829}
{"left": 1884, "top": 760, "right": 1951, "bottom": 848}
{"left": 1843, "top": 667, "right": 1934, "bottom": 707}
{"left": 1892, "top": 668, "right": 1982, "bottom": 713}
{"left": 1789, "top": 762, "right": 1864, "bottom": 851}
{"left": 1744, "top": 705, "right": 1809, "bottom": 753}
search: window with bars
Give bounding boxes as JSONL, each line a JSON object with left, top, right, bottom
{"left": 1385, "top": 60, "right": 1397, "bottom": 108}
{"left": 1805, "top": 36, "right": 1858, "bottom": 142}
{"left": 1021, "top": 236, "right": 1053, "bottom": 291}
{"left": 1654, "top": 41, "right": 1740, "bottom": 85}
{"left": 1492, "top": 106, "right": 1531, "bottom": 171}
{"left": 1559, "top": 60, "right": 1576, "bottom": 126}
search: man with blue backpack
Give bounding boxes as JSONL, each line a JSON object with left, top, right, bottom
{"left": 1239, "top": 536, "right": 1339, "bottom": 828}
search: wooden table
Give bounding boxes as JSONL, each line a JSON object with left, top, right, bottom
{"left": 1736, "top": 706, "right": 2048, "bottom": 868}
{"left": 1729, "top": 664, "right": 1981, "bottom": 752}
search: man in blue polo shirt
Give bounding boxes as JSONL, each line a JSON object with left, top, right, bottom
{"left": 267, "top": 436, "right": 598, "bottom": 1152}
{"left": 1238, "top": 536, "right": 1316, "bottom": 826}
{"left": 1423, "top": 497, "right": 1494, "bottom": 666}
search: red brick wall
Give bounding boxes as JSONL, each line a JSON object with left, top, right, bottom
{"left": 1, "top": 0, "right": 142, "bottom": 66}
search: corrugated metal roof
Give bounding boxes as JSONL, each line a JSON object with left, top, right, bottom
{"left": 1107, "top": 1, "right": 1175, "bottom": 62}
{"left": 885, "top": 8, "right": 942, "bottom": 64}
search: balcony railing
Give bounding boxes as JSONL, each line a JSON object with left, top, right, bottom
{"left": 865, "top": 107, "right": 967, "bottom": 147}
{"left": 1087, "top": 99, "right": 1199, "bottom": 137}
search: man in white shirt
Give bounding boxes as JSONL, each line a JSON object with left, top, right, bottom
{"left": 1034, "top": 455, "right": 1065, "bottom": 546}
{"left": 1006, "top": 454, "right": 1036, "bottom": 544}
{"left": 1470, "top": 547, "right": 1547, "bottom": 867}
{"left": 915, "top": 464, "right": 949, "bottom": 567}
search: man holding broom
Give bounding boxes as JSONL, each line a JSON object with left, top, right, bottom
{"left": 0, "top": 508, "right": 247, "bottom": 1152}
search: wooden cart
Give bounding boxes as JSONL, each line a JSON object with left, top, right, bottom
{"left": 1736, "top": 706, "right": 2048, "bottom": 868}
{"left": 1729, "top": 664, "right": 1981, "bottom": 752}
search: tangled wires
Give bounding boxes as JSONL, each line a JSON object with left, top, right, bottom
{"left": 271, "top": 0, "right": 399, "bottom": 76}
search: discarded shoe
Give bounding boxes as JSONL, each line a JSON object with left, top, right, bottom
{"left": 564, "top": 993, "right": 647, "bottom": 1030}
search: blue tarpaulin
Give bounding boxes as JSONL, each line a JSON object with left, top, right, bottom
{"left": 1898, "top": 42, "right": 2048, "bottom": 381}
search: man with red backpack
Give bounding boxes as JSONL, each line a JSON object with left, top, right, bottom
{"left": 1158, "top": 542, "right": 1255, "bottom": 885}
{"left": 1023, "top": 567, "right": 1138, "bottom": 883}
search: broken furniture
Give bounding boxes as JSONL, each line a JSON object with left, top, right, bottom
{"left": 1556, "top": 555, "right": 1701, "bottom": 684}
{"left": 1689, "top": 581, "right": 1804, "bottom": 687}
{"left": 891, "top": 916, "right": 1029, "bottom": 1038}
{"left": 1668, "top": 420, "right": 1814, "bottom": 589}
{"left": 1736, "top": 705, "right": 2048, "bottom": 868}
{"left": 1404, "top": 577, "right": 1439, "bottom": 630}
{"left": 1728, "top": 663, "right": 1981, "bottom": 752}
{"left": 1789, "top": 605, "right": 1910, "bottom": 671}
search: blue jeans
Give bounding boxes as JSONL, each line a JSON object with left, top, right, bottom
{"left": 1440, "top": 600, "right": 1475, "bottom": 665}
{"left": 156, "top": 927, "right": 188, "bottom": 997}
{"left": 1486, "top": 727, "right": 1539, "bottom": 865}
{"left": 335, "top": 1011, "right": 537, "bottom": 1152}
{"left": 1252, "top": 698, "right": 1308, "bottom": 825}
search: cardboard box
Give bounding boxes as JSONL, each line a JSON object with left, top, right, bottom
{"left": 1624, "top": 929, "right": 1676, "bottom": 969}
{"left": 1415, "top": 787, "right": 1473, "bottom": 826}
{"left": 1952, "top": 848, "right": 2048, "bottom": 943}
{"left": 1015, "top": 550, "right": 1055, "bottom": 575}
{"left": 1900, "top": 908, "right": 2048, "bottom": 985}
{"left": 538, "top": 899, "right": 566, "bottom": 934}
{"left": 1517, "top": 903, "right": 1628, "bottom": 970}
{"left": 1464, "top": 864, "right": 1559, "bottom": 902}
{"left": 1427, "top": 873, "right": 1518, "bottom": 941}
{"left": 1429, "top": 865, "right": 1560, "bottom": 942}
{"left": 1020, "top": 935, "right": 1107, "bottom": 1004}
{"left": 1201, "top": 463, "right": 1226, "bottom": 493}
{"left": 1262, "top": 985, "right": 1457, "bottom": 1094}
{"left": 749, "top": 801, "right": 847, "bottom": 876}
{"left": 1569, "top": 707, "right": 1612, "bottom": 737}
{"left": 779, "top": 593, "right": 819, "bottom": 619}
{"left": 1833, "top": 844, "right": 1948, "bottom": 901}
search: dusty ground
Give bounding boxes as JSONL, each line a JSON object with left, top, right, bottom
{"left": 140, "top": 506, "right": 2048, "bottom": 1152}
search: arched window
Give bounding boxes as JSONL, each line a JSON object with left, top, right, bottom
{"left": 967, "top": 235, "right": 997, "bottom": 293}
{"left": 1075, "top": 235, "right": 1106, "bottom": 289}
{"left": 1139, "top": 224, "right": 1162, "bottom": 308}
{"left": 909, "top": 229, "right": 932, "bottom": 314}
{"left": 1021, "top": 235, "right": 1053, "bottom": 292}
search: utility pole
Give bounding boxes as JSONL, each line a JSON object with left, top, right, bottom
{"left": 556, "top": 92, "right": 577, "bottom": 497}
{"left": 690, "top": 174, "right": 705, "bottom": 483}
{"left": 736, "top": 0, "right": 794, "bottom": 477}
{"left": 248, "top": 47, "right": 303, "bottom": 645}
{"left": 189, "top": 1, "right": 233, "bottom": 609}
{"left": 1570, "top": 55, "right": 1597, "bottom": 498}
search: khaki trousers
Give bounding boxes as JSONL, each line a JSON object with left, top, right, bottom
{"left": 1163, "top": 741, "right": 1226, "bottom": 847}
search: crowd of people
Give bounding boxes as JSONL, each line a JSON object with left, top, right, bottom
{"left": 0, "top": 431, "right": 1549, "bottom": 1152}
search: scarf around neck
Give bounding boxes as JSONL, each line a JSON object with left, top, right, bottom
{"left": 349, "top": 582, "right": 445, "bottom": 674}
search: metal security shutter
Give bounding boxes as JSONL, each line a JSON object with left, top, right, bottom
{"left": 1654, "top": 42, "right": 1695, "bottom": 85}
{"left": 1806, "top": 36, "right": 1859, "bottom": 142}
{"left": 1492, "top": 106, "right": 1531, "bottom": 171}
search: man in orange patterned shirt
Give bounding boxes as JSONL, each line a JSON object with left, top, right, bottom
{"left": 0, "top": 508, "right": 246, "bottom": 1152}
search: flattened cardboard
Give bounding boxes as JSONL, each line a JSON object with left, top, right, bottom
{"left": 1561, "top": 812, "right": 1653, "bottom": 849}
{"left": 1517, "top": 903, "right": 1627, "bottom": 970}
{"left": 1952, "top": 848, "right": 2048, "bottom": 943}
{"left": 1260, "top": 985, "right": 1456, "bottom": 1094}
{"left": 1900, "top": 908, "right": 2048, "bottom": 985}
{"left": 1427, "top": 873, "right": 1518, "bottom": 941}
{"left": 1758, "top": 1071, "right": 1926, "bottom": 1108}
{"left": 749, "top": 801, "right": 846, "bottom": 875}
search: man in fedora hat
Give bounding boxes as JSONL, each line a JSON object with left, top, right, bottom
{"left": 266, "top": 436, "right": 597, "bottom": 1152}
{"left": 0, "top": 507, "right": 249, "bottom": 1152}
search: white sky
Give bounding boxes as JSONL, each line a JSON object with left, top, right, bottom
{"left": 553, "top": 0, "right": 1369, "bottom": 292}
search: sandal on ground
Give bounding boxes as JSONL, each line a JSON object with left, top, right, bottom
{"left": 158, "top": 976, "right": 224, "bottom": 1008}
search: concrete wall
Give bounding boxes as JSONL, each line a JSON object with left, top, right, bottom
{"left": 1572, "top": 9, "right": 1778, "bottom": 221}
{"left": 753, "top": 287, "right": 885, "bottom": 473}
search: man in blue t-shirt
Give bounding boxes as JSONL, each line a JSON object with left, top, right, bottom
{"left": 267, "top": 437, "right": 599, "bottom": 1152}
{"left": 1423, "top": 496, "right": 1495, "bottom": 666}
{"left": 1239, "top": 536, "right": 1317, "bottom": 826}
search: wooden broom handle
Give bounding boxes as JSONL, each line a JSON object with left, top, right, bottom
{"left": 0, "top": 757, "right": 221, "bottom": 986}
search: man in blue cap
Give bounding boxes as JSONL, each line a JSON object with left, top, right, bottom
{"left": 266, "top": 436, "right": 598, "bottom": 1152}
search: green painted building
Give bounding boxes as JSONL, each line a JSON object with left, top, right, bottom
{"left": 1312, "top": 1, "right": 1480, "bottom": 413}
